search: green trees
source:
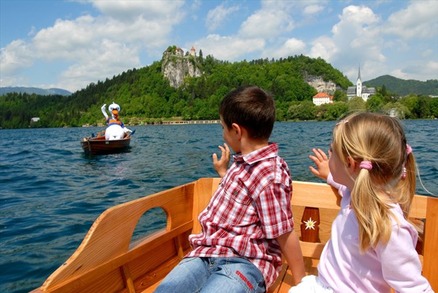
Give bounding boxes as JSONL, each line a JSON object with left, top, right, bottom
{"left": 1, "top": 53, "right": 437, "bottom": 129}
{"left": 287, "top": 101, "right": 316, "bottom": 120}
{"left": 366, "top": 94, "right": 385, "bottom": 112}
{"left": 316, "top": 102, "right": 349, "bottom": 120}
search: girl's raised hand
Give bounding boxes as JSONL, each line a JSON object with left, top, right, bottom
{"left": 309, "top": 148, "right": 330, "bottom": 180}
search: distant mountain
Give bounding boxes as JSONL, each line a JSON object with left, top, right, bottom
{"left": 0, "top": 87, "right": 71, "bottom": 96}
{"left": 364, "top": 75, "right": 438, "bottom": 96}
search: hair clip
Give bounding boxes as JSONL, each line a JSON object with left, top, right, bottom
{"left": 401, "top": 167, "right": 407, "bottom": 179}
{"left": 401, "top": 144, "right": 412, "bottom": 180}
{"left": 336, "top": 119, "right": 349, "bottom": 126}
{"left": 406, "top": 144, "right": 412, "bottom": 155}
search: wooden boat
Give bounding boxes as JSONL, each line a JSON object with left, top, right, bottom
{"left": 81, "top": 134, "right": 131, "bottom": 155}
{"left": 31, "top": 178, "right": 438, "bottom": 293}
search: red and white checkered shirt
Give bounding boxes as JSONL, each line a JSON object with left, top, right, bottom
{"left": 187, "top": 143, "right": 294, "bottom": 287}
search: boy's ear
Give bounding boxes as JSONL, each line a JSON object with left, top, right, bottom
{"left": 231, "top": 123, "right": 241, "bottom": 135}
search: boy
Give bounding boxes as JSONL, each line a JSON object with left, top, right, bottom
{"left": 155, "top": 86, "right": 305, "bottom": 292}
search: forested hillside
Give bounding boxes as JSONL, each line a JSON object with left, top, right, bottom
{"left": 364, "top": 75, "right": 438, "bottom": 96}
{"left": 1, "top": 52, "right": 437, "bottom": 129}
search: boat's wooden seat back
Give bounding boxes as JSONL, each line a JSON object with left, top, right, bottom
{"left": 270, "top": 181, "right": 438, "bottom": 293}
{"left": 31, "top": 178, "right": 438, "bottom": 293}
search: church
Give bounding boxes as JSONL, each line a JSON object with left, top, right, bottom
{"left": 347, "top": 66, "right": 375, "bottom": 101}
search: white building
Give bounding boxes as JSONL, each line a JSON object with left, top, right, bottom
{"left": 347, "top": 66, "right": 375, "bottom": 101}
{"left": 189, "top": 46, "right": 196, "bottom": 56}
{"left": 313, "top": 92, "right": 333, "bottom": 106}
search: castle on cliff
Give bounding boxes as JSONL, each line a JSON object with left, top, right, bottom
{"left": 161, "top": 46, "right": 202, "bottom": 88}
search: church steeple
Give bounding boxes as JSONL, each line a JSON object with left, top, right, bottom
{"left": 346, "top": 65, "right": 375, "bottom": 101}
{"left": 356, "top": 65, "right": 362, "bottom": 97}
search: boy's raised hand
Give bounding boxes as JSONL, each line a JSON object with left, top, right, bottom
{"left": 212, "top": 143, "right": 230, "bottom": 178}
{"left": 309, "top": 148, "right": 330, "bottom": 180}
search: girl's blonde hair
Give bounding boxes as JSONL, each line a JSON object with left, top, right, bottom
{"left": 332, "top": 112, "right": 416, "bottom": 251}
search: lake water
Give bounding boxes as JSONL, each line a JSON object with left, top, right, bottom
{"left": 1, "top": 120, "right": 437, "bottom": 293}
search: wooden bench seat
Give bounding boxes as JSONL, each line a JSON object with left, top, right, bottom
{"left": 31, "top": 178, "right": 438, "bottom": 293}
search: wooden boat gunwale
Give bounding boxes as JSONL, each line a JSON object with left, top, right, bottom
{"left": 31, "top": 178, "right": 438, "bottom": 293}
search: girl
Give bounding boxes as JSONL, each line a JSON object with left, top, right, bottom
{"left": 290, "top": 112, "right": 433, "bottom": 292}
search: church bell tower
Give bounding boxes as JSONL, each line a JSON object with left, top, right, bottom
{"left": 356, "top": 66, "right": 362, "bottom": 97}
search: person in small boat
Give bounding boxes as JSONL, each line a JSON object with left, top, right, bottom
{"left": 101, "top": 102, "right": 131, "bottom": 140}
{"left": 289, "top": 112, "right": 433, "bottom": 292}
{"left": 155, "top": 86, "right": 305, "bottom": 293}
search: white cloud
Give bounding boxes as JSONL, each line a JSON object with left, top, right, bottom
{"left": 206, "top": 4, "right": 239, "bottom": 31}
{"left": 32, "top": 16, "right": 96, "bottom": 60}
{"left": 424, "top": 61, "right": 438, "bottom": 79}
{"left": 90, "top": 0, "right": 185, "bottom": 22}
{"left": 309, "top": 36, "right": 337, "bottom": 61}
{"left": 421, "top": 48, "right": 435, "bottom": 58}
{"left": 393, "top": 60, "right": 438, "bottom": 82}
{"left": 0, "top": 0, "right": 186, "bottom": 91}
{"left": 59, "top": 39, "right": 140, "bottom": 91}
{"left": 195, "top": 34, "right": 265, "bottom": 61}
{"left": 307, "top": 5, "right": 387, "bottom": 82}
{"left": 303, "top": 4, "right": 325, "bottom": 15}
{"left": 0, "top": 40, "right": 34, "bottom": 86}
{"left": 0, "top": 40, "right": 33, "bottom": 73}
{"left": 385, "top": 0, "right": 438, "bottom": 39}
{"left": 198, "top": 1, "right": 296, "bottom": 63}
{"left": 389, "top": 68, "right": 410, "bottom": 80}
{"left": 332, "top": 5, "right": 380, "bottom": 35}
{"left": 239, "top": 7, "right": 294, "bottom": 39}
{"left": 265, "top": 38, "right": 307, "bottom": 59}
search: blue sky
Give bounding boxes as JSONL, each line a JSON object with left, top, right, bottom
{"left": 1, "top": 0, "right": 437, "bottom": 93}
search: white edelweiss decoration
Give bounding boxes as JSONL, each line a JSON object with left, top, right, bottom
{"left": 303, "top": 217, "right": 317, "bottom": 230}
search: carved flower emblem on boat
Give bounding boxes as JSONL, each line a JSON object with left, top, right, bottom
{"left": 304, "top": 217, "right": 316, "bottom": 230}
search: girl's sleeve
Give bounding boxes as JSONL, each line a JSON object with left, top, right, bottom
{"left": 326, "top": 173, "right": 344, "bottom": 195}
{"left": 377, "top": 222, "right": 433, "bottom": 292}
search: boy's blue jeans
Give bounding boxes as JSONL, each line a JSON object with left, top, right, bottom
{"left": 154, "top": 256, "right": 266, "bottom": 293}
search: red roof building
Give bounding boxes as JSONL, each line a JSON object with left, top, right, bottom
{"left": 312, "top": 92, "right": 334, "bottom": 106}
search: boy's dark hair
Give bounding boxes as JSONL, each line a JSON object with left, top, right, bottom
{"left": 220, "top": 86, "right": 275, "bottom": 140}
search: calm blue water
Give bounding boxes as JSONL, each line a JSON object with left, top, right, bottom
{"left": 1, "top": 120, "right": 437, "bottom": 292}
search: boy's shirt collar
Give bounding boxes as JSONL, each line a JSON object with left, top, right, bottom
{"left": 233, "top": 142, "right": 278, "bottom": 164}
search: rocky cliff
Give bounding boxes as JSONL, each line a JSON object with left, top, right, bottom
{"left": 306, "top": 76, "right": 338, "bottom": 94}
{"left": 161, "top": 46, "right": 202, "bottom": 88}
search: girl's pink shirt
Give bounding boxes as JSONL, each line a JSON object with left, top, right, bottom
{"left": 317, "top": 174, "right": 433, "bottom": 293}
